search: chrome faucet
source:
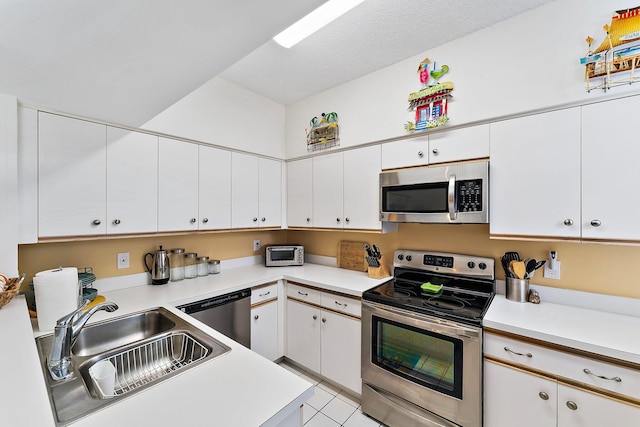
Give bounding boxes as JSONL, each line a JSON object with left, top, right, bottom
{"left": 47, "top": 300, "right": 119, "bottom": 381}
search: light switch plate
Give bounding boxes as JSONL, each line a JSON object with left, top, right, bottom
{"left": 543, "top": 260, "right": 560, "bottom": 279}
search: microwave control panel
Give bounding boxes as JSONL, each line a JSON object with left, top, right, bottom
{"left": 456, "top": 179, "right": 483, "bottom": 212}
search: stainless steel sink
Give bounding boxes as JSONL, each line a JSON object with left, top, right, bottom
{"left": 35, "top": 307, "right": 231, "bottom": 426}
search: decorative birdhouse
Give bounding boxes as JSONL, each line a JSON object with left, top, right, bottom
{"left": 405, "top": 57, "right": 453, "bottom": 132}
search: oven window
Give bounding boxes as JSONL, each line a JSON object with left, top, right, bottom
{"left": 371, "top": 316, "right": 463, "bottom": 399}
{"left": 382, "top": 182, "right": 448, "bottom": 213}
{"left": 269, "top": 249, "right": 294, "bottom": 261}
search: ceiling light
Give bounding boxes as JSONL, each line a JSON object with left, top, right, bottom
{"left": 273, "top": 0, "right": 365, "bottom": 48}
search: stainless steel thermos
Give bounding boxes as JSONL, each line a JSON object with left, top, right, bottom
{"left": 144, "top": 245, "right": 170, "bottom": 285}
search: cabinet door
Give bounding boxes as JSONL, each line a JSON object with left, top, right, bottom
{"left": 38, "top": 113, "right": 106, "bottom": 237}
{"left": 313, "top": 152, "right": 343, "bottom": 228}
{"left": 18, "top": 107, "right": 38, "bottom": 244}
{"left": 106, "top": 127, "right": 158, "bottom": 234}
{"left": 428, "top": 124, "right": 489, "bottom": 164}
{"left": 199, "top": 145, "right": 232, "bottom": 230}
{"left": 582, "top": 96, "right": 640, "bottom": 241}
{"left": 158, "top": 137, "right": 199, "bottom": 232}
{"left": 320, "top": 310, "right": 361, "bottom": 395}
{"left": 484, "top": 359, "right": 556, "bottom": 427}
{"left": 231, "top": 152, "right": 260, "bottom": 228}
{"left": 381, "top": 135, "right": 429, "bottom": 169}
{"left": 258, "top": 158, "right": 282, "bottom": 227}
{"left": 490, "top": 108, "right": 581, "bottom": 239}
{"left": 287, "top": 158, "right": 313, "bottom": 227}
{"left": 343, "top": 145, "right": 381, "bottom": 230}
{"left": 558, "top": 382, "right": 640, "bottom": 427}
{"left": 286, "top": 299, "right": 321, "bottom": 373}
{"left": 251, "top": 301, "right": 279, "bottom": 361}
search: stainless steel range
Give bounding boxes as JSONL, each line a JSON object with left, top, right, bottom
{"left": 361, "top": 250, "right": 495, "bottom": 427}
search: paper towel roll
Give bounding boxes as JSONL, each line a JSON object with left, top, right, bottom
{"left": 34, "top": 267, "right": 80, "bottom": 331}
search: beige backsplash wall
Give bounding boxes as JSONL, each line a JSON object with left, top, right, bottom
{"left": 18, "top": 225, "right": 640, "bottom": 299}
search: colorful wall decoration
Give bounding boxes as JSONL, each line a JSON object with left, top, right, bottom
{"left": 404, "top": 57, "right": 453, "bottom": 132}
{"left": 580, "top": 6, "right": 640, "bottom": 92}
{"left": 306, "top": 112, "right": 339, "bottom": 151}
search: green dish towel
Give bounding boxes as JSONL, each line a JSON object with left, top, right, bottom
{"left": 420, "top": 282, "right": 443, "bottom": 294}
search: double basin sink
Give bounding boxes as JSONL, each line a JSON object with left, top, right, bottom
{"left": 35, "top": 307, "right": 230, "bottom": 426}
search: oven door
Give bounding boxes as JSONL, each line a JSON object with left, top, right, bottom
{"left": 361, "top": 301, "right": 482, "bottom": 427}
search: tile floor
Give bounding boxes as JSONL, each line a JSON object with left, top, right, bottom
{"left": 278, "top": 361, "right": 384, "bottom": 427}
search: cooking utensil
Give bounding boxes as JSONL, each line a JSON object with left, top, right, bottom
{"left": 510, "top": 260, "right": 527, "bottom": 280}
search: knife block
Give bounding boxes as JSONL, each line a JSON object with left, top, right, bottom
{"left": 368, "top": 256, "right": 390, "bottom": 279}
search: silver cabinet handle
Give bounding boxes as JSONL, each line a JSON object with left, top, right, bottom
{"left": 563, "top": 219, "right": 573, "bottom": 226}
{"left": 254, "top": 315, "right": 259, "bottom": 320}
{"left": 336, "top": 218, "right": 341, "bottom": 223}
{"left": 448, "top": 174, "right": 457, "bottom": 221}
{"left": 261, "top": 217, "right": 266, "bottom": 222}
{"left": 113, "top": 219, "right": 121, "bottom": 225}
{"left": 306, "top": 217, "right": 311, "bottom": 223}
{"left": 345, "top": 218, "right": 350, "bottom": 223}
{"left": 92, "top": 219, "right": 101, "bottom": 226}
{"left": 566, "top": 401, "right": 578, "bottom": 411}
{"left": 334, "top": 301, "right": 346, "bottom": 307}
{"left": 432, "top": 148, "right": 439, "bottom": 155}
{"left": 298, "top": 291, "right": 308, "bottom": 296}
{"left": 583, "top": 368, "right": 622, "bottom": 382}
{"left": 253, "top": 217, "right": 258, "bottom": 222}
{"left": 418, "top": 151, "right": 424, "bottom": 158}
{"left": 538, "top": 392, "right": 549, "bottom": 401}
{"left": 590, "top": 219, "right": 601, "bottom": 227}
{"left": 190, "top": 218, "right": 197, "bottom": 223}
{"left": 322, "top": 318, "right": 326, "bottom": 323}
{"left": 504, "top": 347, "right": 533, "bottom": 358}
{"left": 259, "top": 291, "right": 271, "bottom": 297}
{"left": 312, "top": 315, "right": 317, "bottom": 320}
{"left": 202, "top": 218, "right": 209, "bottom": 223}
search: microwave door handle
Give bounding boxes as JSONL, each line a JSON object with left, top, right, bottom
{"left": 448, "top": 174, "right": 457, "bottom": 221}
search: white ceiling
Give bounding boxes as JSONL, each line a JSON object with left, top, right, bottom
{"left": 0, "top": 0, "right": 555, "bottom": 127}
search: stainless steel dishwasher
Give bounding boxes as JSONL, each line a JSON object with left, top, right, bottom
{"left": 176, "top": 289, "right": 251, "bottom": 348}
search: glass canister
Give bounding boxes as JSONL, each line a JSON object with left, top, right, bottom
{"left": 208, "top": 259, "right": 220, "bottom": 275}
{"left": 197, "top": 256, "right": 210, "bottom": 276}
{"left": 184, "top": 253, "right": 198, "bottom": 279}
{"left": 169, "top": 248, "right": 185, "bottom": 282}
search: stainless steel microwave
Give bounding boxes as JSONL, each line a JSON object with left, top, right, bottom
{"left": 264, "top": 245, "right": 304, "bottom": 267}
{"left": 379, "top": 161, "right": 488, "bottom": 224}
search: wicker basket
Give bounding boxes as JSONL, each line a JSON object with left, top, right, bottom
{"left": 0, "top": 277, "right": 23, "bottom": 309}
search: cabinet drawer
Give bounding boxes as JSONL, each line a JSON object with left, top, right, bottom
{"left": 251, "top": 282, "right": 278, "bottom": 305}
{"left": 320, "top": 293, "right": 361, "bottom": 318}
{"left": 286, "top": 283, "right": 322, "bottom": 305}
{"left": 485, "top": 332, "right": 640, "bottom": 399}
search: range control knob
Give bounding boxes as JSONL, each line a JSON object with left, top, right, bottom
{"left": 397, "top": 254, "right": 404, "bottom": 261}
{"left": 406, "top": 255, "right": 413, "bottom": 262}
{"left": 467, "top": 261, "right": 475, "bottom": 269}
{"left": 478, "top": 262, "right": 487, "bottom": 270}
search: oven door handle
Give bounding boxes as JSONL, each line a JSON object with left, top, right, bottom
{"left": 448, "top": 174, "right": 457, "bottom": 221}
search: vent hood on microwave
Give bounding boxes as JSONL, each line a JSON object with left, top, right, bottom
{"left": 379, "top": 161, "right": 489, "bottom": 224}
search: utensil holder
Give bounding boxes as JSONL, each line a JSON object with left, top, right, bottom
{"left": 506, "top": 277, "right": 530, "bottom": 303}
{"left": 368, "top": 256, "right": 390, "bottom": 279}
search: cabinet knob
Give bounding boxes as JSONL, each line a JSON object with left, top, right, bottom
{"left": 322, "top": 318, "right": 326, "bottom": 323}
{"left": 254, "top": 315, "right": 259, "bottom": 320}
{"left": 261, "top": 217, "right": 266, "bottom": 222}
{"left": 345, "top": 217, "right": 350, "bottom": 223}
{"left": 312, "top": 315, "right": 317, "bottom": 320}
{"left": 253, "top": 217, "right": 258, "bottom": 222}
{"left": 432, "top": 148, "right": 439, "bottom": 155}
{"left": 538, "top": 392, "right": 549, "bottom": 401}
{"left": 202, "top": 218, "right": 209, "bottom": 223}
{"left": 563, "top": 219, "right": 573, "bottom": 226}
{"left": 92, "top": 219, "right": 101, "bottom": 226}
{"left": 190, "top": 218, "right": 197, "bottom": 224}
{"left": 566, "top": 401, "right": 578, "bottom": 411}
{"left": 112, "top": 219, "right": 121, "bottom": 225}
{"left": 418, "top": 151, "right": 424, "bottom": 158}
{"left": 306, "top": 217, "right": 311, "bottom": 223}
{"left": 336, "top": 218, "right": 341, "bottom": 223}
{"left": 590, "top": 219, "right": 601, "bottom": 227}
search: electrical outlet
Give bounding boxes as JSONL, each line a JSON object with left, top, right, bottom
{"left": 543, "top": 260, "right": 561, "bottom": 279}
{"left": 253, "top": 240, "right": 261, "bottom": 251}
{"left": 117, "top": 252, "right": 130, "bottom": 269}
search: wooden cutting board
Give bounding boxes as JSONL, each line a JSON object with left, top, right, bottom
{"left": 337, "top": 240, "right": 368, "bottom": 272}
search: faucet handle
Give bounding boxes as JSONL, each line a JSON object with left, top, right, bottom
{"left": 56, "top": 300, "right": 90, "bottom": 326}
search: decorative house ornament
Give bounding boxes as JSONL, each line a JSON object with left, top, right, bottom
{"left": 580, "top": 6, "right": 640, "bottom": 92}
{"left": 405, "top": 57, "right": 453, "bottom": 132}
{"left": 306, "top": 112, "right": 339, "bottom": 151}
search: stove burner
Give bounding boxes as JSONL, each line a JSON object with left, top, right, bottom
{"left": 423, "top": 296, "right": 468, "bottom": 311}
{"left": 385, "top": 289, "right": 414, "bottom": 299}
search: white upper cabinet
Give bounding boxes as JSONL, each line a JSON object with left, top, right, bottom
{"left": 18, "top": 108, "right": 38, "bottom": 244}
{"left": 490, "top": 108, "right": 582, "bottom": 239}
{"left": 428, "top": 124, "right": 489, "bottom": 164}
{"left": 158, "top": 137, "right": 199, "bottom": 232}
{"left": 381, "top": 135, "right": 429, "bottom": 170}
{"left": 199, "top": 145, "right": 232, "bottom": 230}
{"left": 232, "top": 153, "right": 282, "bottom": 228}
{"left": 287, "top": 158, "right": 313, "bottom": 227}
{"left": 258, "top": 157, "right": 282, "bottom": 228}
{"left": 106, "top": 127, "right": 158, "bottom": 235}
{"left": 313, "top": 152, "right": 344, "bottom": 228}
{"left": 38, "top": 113, "right": 107, "bottom": 238}
{"left": 582, "top": 95, "right": 640, "bottom": 242}
{"left": 343, "top": 145, "right": 381, "bottom": 230}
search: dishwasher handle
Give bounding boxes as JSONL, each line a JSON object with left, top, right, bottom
{"left": 177, "top": 289, "right": 251, "bottom": 315}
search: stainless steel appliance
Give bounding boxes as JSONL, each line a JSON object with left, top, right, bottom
{"left": 144, "top": 245, "right": 170, "bottom": 285}
{"left": 379, "top": 160, "right": 489, "bottom": 224}
{"left": 177, "top": 289, "right": 251, "bottom": 347}
{"left": 362, "top": 250, "right": 495, "bottom": 427}
{"left": 264, "top": 244, "right": 304, "bottom": 267}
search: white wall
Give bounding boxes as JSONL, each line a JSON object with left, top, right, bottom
{"left": 141, "top": 77, "right": 286, "bottom": 159}
{"left": 285, "top": 0, "right": 640, "bottom": 158}
{"left": 0, "top": 94, "right": 18, "bottom": 277}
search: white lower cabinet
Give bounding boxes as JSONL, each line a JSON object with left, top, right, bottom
{"left": 286, "top": 284, "right": 362, "bottom": 395}
{"left": 251, "top": 301, "right": 279, "bottom": 362}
